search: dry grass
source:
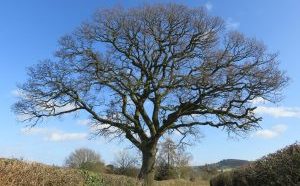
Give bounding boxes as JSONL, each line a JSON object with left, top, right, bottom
{"left": 0, "top": 158, "right": 209, "bottom": 186}
{"left": 155, "top": 179, "right": 209, "bottom": 186}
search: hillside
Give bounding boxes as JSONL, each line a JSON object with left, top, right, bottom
{"left": 195, "top": 159, "right": 251, "bottom": 170}
{"left": 216, "top": 159, "right": 250, "bottom": 168}
{"left": 0, "top": 158, "right": 208, "bottom": 186}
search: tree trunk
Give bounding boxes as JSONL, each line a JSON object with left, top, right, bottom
{"left": 138, "top": 145, "right": 157, "bottom": 186}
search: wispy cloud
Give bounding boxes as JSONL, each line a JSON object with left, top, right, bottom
{"left": 46, "top": 132, "right": 87, "bottom": 142}
{"left": 21, "top": 127, "right": 87, "bottom": 142}
{"left": 254, "top": 124, "right": 287, "bottom": 139}
{"left": 250, "top": 97, "right": 268, "bottom": 105}
{"left": 77, "top": 119, "right": 91, "bottom": 126}
{"left": 76, "top": 119, "right": 119, "bottom": 134}
{"left": 52, "top": 103, "right": 78, "bottom": 113}
{"left": 226, "top": 18, "right": 240, "bottom": 30}
{"left": 90, "top": 123, "right": 118, "bottom": 134}
{"left": 11, "top": 89, "right": 25, "bottom": 97}
{"left": 204, "top": 2, "right": 213, "bottom": 11}
{"left": 21, "top": 127, "right": 49, "bottom": 135}
{"left": 255, "top": 106, "right": 300, "bottom": 118}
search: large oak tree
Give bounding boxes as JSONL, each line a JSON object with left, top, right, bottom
{"left": 13, "top": 4, "right": 288, "bottom": 185}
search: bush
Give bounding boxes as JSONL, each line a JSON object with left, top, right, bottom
{"left": 199, "top": 165, "right": 219, "bottom": 181}
{"left": 155, "top": 164, "right": 178, "bottom": 180}
{"left": 210, "top": 172, "right": 232, "bottom": 186}
{"left": 81, "top": 170, "right": 141, "bottom": 186}
{"left": 0, "top": 158, "right": 84, "bottom": 186}
{"left": 115, "top": 167, "right": 140, "bottom": 178}
{"left": 113, "top": 150, "right": 139, "bottom": 178}
{"left": 0, "top": 158, "right": 141, "bottom": 186}
{"left": 210, "top": 143, "right": 300, "bottom": 186}
{"left": 80, "top": 162, "right": 105, "bottom": 173}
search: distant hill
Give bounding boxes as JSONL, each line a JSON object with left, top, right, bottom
{"left": 195, "top": 159, "right": 251, "bottom": 170}
{"left": 216, "top": 159, "right": 250, "bottom": 168}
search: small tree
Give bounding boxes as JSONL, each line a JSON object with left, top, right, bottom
{"left": 14, "top": 4, "right": 288, "bottom": 185}
{"left": 175, "top": 145, "right": 193, "bottom": 179}
{"left": 113, "top": 150, "right": 139, "bottom": 177}
{"left": 156, "top": 138, "right": 192, "bottom": 180}
{"left": 157, "top": 138, "right": 178, "bottom": 168}
{"left": 65, "top": 148, "right": 104, "bottom": 171}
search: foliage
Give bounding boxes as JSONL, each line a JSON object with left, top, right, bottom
{"left": 210, "top": 143, "right": 300, "bottom": 186}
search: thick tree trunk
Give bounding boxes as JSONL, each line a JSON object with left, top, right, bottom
{"left": 138, "top": 145, "right": 157, "bottom": 186}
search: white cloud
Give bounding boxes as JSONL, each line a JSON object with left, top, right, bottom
{"left": 16, "top": 114, "right": 34, "bottom": 122}
{"left": 204, "top": 2, "right": 213, "bottom": 11}
{"left": 250, "top": 97, "right": 268, "bottom": 105}
{"left": 21, "top": 127, "right": 49, "bottom": 135}
{"left": 254, "top": 124, "right": 287, "bottom": 139}
{"left": 46, "top": 102, "right": 78, "bottom": 114}
{"left": 21, "top": 127, "right": 87, "bottom": 142}
{"left": 255, "top": 106, "right": 300, "bottom": 118}
{"left": 77, "top": 119, "right": 91, "bottom": 126}
{"left": 46, "top": 132, "right": 87, "bottom": 142}
{"left": 77, "top": 119, "right": 119, "bottom": 134}
{"left": 11, "top": 89, "right": 25, "bottom": 97}
{"left": 226, "top": 18, "right": 240, "bottom": 30}
{"left": 90, "top": 123, "right": 118, "bottom": 133}
{"left": 12, "top": 89, "right": 78, "bottom": 114}
{"left": 15, "top": 102, "right": 78, "bottom": 122}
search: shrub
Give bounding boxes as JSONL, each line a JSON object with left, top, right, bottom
{"left": 113, "top": 150, "right": 139, "bottom": 178}
{"left": 155, "top": 164, "right": 178, "bottom": 180}
{"left": 80, "top": 162, "right": 105, "bottom": 173}
{"left": 199, "top": 165, "right": 219, "bottom": 181}
{"left": 210, "top": 143, "right": 300, "bottom": 186}
{"left": 0, "top": 158, "right": 84, "bottom": 186}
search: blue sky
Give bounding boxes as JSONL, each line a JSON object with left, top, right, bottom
{"left": 1, "top": 0, "right": 300, "bottom": 166}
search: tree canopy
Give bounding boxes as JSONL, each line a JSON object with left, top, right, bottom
{"left": 13, "top": 4, "right": 288, "bottom": 185}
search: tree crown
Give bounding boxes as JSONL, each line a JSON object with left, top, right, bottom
{"left": 14, "top": 4, "right": 288, "bottom": 149}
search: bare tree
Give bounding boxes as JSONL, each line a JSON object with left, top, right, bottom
{"left": 157, "top": 138, "right": 178, "bottom": 168}
{"left": 156, "top": 138, "right": 192, "bottom": 180}
{"left": 13, "top": 4, "right": 288, "bottom": 185}
{"left": 65, "top": 148, "right": 103, "bottom": 169}
{"left": 113, "top": 150, "right": 139, "bottom": 176}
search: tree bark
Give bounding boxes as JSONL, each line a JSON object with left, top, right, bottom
{"left": 138, "top": 144, "right": 157, "bottom": 186}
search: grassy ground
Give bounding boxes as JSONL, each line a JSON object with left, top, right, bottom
{"left": 155, "top": 179, "right": 209, "bottom": 186}
{"left": 0, "top": 158, "right": 209, "bottom": 186}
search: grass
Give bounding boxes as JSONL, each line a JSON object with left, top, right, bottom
{"left": 155, "top": 179, "right": 209, "bottom": 186}
{"left": 0, "top": 158, "right": 209, "bottom": 186}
